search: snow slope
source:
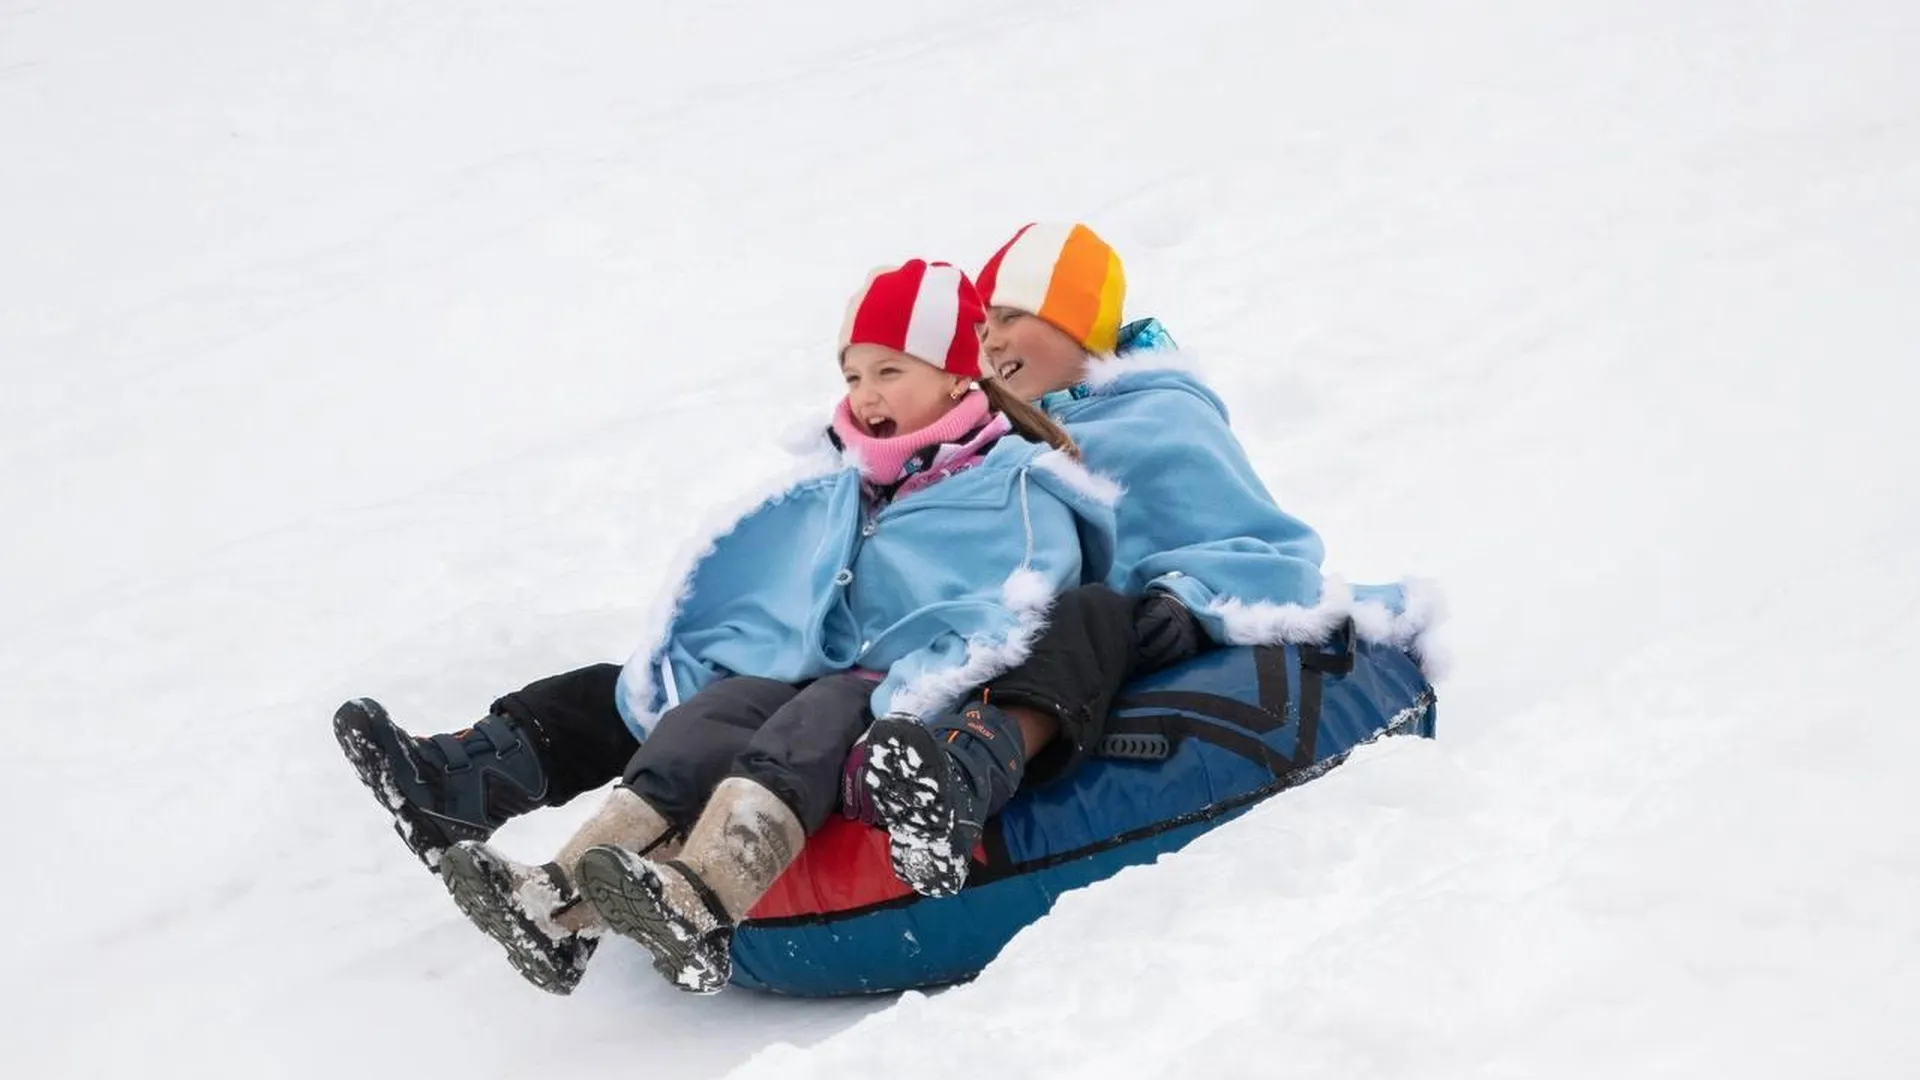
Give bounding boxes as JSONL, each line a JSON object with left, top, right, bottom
{"left": 5, "top": 1, "right": 1917, "bottom": 1077}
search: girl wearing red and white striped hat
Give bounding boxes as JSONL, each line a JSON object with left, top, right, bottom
{"left": 832, "top": 257, "right": 1077, "bottom": 496}
{"left": 343, "top": 256, "right": 1122, "bottom": 996}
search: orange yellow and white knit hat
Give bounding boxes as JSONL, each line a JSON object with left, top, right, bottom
{"left": 975, "top": 222, "right": 1126, "bottom": 355}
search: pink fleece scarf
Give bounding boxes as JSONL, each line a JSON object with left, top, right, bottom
{"left": 831, "top": 389, "right": 1011, "bottom": 496}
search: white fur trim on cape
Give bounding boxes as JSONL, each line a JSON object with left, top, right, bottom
{"left": 884, "top": 567, "right": 1056, "bottom": 719}
{"left": 1207, "top": 576, "right": 1450, "bottom": 679}
{"left": 1030, "top": 448, "right": 1124, "bottom": 506}
{"left": 1080, "top": 346, "right": 1206, "bottom": 390}
{"left": 1208, "top": 578, "right": 1355, "bottom": 648}
{"left": 1355, "top": 577, "right": 1451, "bottom": 680}
{"left": 773, "top": 414, "right": 866, "bottom": 472}
{"left": 620, "top": 431, "right": 853, "bottom": 730}
{"left": 1349, "top": 577, "right": 1446, "bottom": 653}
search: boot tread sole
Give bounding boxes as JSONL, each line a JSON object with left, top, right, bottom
{"left": 864, "top": 719, "right": 971, "bottom": 898}
{"left": 439, "top": 845, "right": 589, "bottom": 995}
{"left": 576, "top": 848, "right": 730, "bottom": 995}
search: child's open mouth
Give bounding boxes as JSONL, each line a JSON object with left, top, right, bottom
{"left": 867, "top": 418, "right": 898, "bottom": 438}
{"left": 994, "top": 360, "right": 1025, "bottom": 383}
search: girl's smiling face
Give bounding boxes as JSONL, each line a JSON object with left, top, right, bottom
{"left": 978, "top": 306, "right": 1089, "bottom": 399}
{"left": 839, "top": 344, "right": 967, "bottom": 438}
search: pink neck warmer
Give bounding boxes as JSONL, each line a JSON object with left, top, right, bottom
{"left": 831, "top": 389, "right": 999, "bottom": 488}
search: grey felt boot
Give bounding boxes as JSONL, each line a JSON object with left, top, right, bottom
{"left": 575, "top": 777, "right": 804, "bottom": 994}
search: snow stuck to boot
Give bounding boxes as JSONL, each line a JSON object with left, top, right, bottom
{"left": 862, "top": 706, "right": 1026, "bottom": 898}
{"left": 863, "top": 717, "right": 972, "bottom": 897}
{"left": 575, "top": 846, "right": 734, "bottom": 994}
{"left": 439, "top": 841, "right": 600, "bottom": 995}
{"left": 332, "top": 698, "right": 547, "bottom": 871}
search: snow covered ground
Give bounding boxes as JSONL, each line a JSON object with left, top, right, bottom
{"left": 5, "top": 0, "right": 1918, "bottom": 1076}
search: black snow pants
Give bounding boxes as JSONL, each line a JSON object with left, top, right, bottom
{"left": 489, "top": 583, "right": 1171, "bottom": 823}
{"left": 976, "top": 583, "right": 1150, "bottom": 785}
{"left": 490, "top": 663, "right": 871, "bottom": 835}
{"left": 489, "top": 663, "right": 635, "bottom": 806}
{"left": 622, "top": 674, "right": 873, "bottom": 834}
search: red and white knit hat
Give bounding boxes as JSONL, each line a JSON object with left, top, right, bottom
{"left": 839, "top": 259, "right": 985, "bottom": 379}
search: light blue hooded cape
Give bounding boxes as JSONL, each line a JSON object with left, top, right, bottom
{"left": 1043, "top": 319, "right": 1439, "bottom": 657}
{"left": 614, "top": 433, "right": 1120, "bottom": 740}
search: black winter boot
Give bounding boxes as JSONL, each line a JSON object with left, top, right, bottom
{"left": 333, "top": 698, "right": 550, "bottom": 871}
{"left": 861, "top": 703, "right": 1026, "bottom": 898}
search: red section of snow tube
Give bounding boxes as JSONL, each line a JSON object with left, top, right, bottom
{"left": 747, "top": 817, "right": 991, "bottom": 921}
{"left": 747, "top": 818, "right": 909, "bottom": 919}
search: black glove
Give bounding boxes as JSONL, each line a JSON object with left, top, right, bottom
{"left": 1132, "top": 590, "right": 1205, "bottom": 672}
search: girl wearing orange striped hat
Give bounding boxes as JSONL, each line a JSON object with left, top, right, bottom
{"left": 975, "top": 221, "right": 1133, "bottom": 387}
{"left": 850, "top": 223, "right": 1440, "bottom": 898}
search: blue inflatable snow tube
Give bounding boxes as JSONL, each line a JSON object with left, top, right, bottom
{"left": 728, "top": 632, "right": 1437, "bottom": 996}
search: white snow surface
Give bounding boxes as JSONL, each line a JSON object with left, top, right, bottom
{"left": 5, "top": 1, "right": 1918, "bottom": 1077}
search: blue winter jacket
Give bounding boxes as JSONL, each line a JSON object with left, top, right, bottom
{"left": 1045, "top": 319, "right": 1433, "bottom": 652}
{"left": 614, "top": 434, "right": 1119, "bottom": 740}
